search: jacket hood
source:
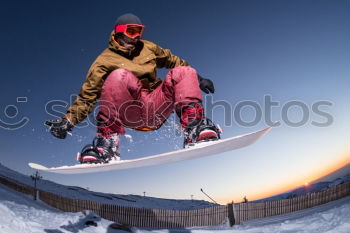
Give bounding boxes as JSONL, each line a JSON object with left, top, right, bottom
{"left": 108, "top": 31, "right": 130, "bottom": 54}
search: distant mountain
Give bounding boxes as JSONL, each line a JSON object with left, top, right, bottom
{"left": 312, "top": 163, "right": 350, "bottom": 183}
{"left": 254, "top": 165, "right": 350, "bottom": 203}
{"left": 0, "top": 163, "right": 215, "bottom": 210}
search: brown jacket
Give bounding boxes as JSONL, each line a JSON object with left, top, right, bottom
{"left": 64, "top": 32, "right": 188, "bottom": 125}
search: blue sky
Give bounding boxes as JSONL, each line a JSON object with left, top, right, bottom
{"left": 1, "top": 0, "right": 350, "bottom": 203}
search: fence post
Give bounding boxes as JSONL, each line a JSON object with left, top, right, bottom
{"left": 227, "top": 202, "right": 235, "bottom": 226}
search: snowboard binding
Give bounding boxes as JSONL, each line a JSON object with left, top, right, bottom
{"left": 183, "top": 118, "right": 222, "bottom": 148}
{"left": 77, "top": 136, "right": 120, "bottom": 164}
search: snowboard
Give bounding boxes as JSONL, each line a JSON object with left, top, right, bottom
{"left": 28, "top": 125, "right": 273, "bottom": 174}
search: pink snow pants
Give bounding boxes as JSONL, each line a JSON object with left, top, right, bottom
{"left": 97, "top": 66, "right": 202, "bottom": 134}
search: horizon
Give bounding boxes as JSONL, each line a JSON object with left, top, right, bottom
{"left": 244, "top": 157, "right": 350, "bottom": 202}
{"left": 1, "top": 160, "right": 349, "bottom": 204}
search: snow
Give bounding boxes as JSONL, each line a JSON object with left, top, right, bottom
{"left": 124, "top": 134, "right": 133, "bottom": 143}
{"left": 0, "top": 164, "right": 215, "bottom": 210}
{"left": 0, "top": 183, "right": 114, "bottom": 233}
{"left": 1, "top": 163, "right": 350, "bottom": 232}
{"left": 1, "top": 181, "right": 350, "bottom": 233}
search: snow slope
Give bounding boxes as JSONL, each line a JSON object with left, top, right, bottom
{"left": 0, "top": 163, "right": 214, "bottom": 210}
{"left": 1, "top": 181, "right": 350, "bottom": 233}
{"left": 0, "top": 183, "right": 115, "bottom": 233}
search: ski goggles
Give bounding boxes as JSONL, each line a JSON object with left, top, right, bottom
{"left": 115, "top": 24, "right": 145, "bottom": 39}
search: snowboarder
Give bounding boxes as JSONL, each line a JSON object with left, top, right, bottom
{"left": 45, "top": 13, "right": 221, "bottom": 164}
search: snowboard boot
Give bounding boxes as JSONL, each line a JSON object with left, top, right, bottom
{"left": 179, "top": 103, "right": 222, "bottom": 148}
{"left": 77, "top": 134, "right": 121, "bottom": 164}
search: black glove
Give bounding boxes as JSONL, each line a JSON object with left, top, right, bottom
{"left": 45, "top": 118, "right": 73, "bottom": 139}
{"left": 198, "top": 74, "right": 215, "bottom": 94}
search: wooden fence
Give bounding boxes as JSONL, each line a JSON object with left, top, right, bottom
{"left": 0, "top": 174, "right": 349, "bottom": 228}
{"left": 38, "top": 189, "right": 228, "bottom": 228}
{"left": 0, "top": 176, "right": 34, "bottom": 196}
{"left": 232, "top": 181, "right": 350, "bottom": 224}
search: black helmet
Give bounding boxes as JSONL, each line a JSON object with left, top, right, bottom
{"left": 115, "top": 13, "right": 142, "bottom": 26}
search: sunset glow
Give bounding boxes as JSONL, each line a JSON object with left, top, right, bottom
{"left": 219, "top": 153, "right": 350, "bottom": 204}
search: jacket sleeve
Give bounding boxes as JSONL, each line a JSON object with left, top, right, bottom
{"left": 64, "top": 62, "right": 108, "bottom": 125}
{"left": 153, "top": 44, "right": 189, "bottom": 68}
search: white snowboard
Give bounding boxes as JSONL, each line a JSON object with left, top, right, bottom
{"left": 29, "top": 125, "right": 273, "bottom": 174}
